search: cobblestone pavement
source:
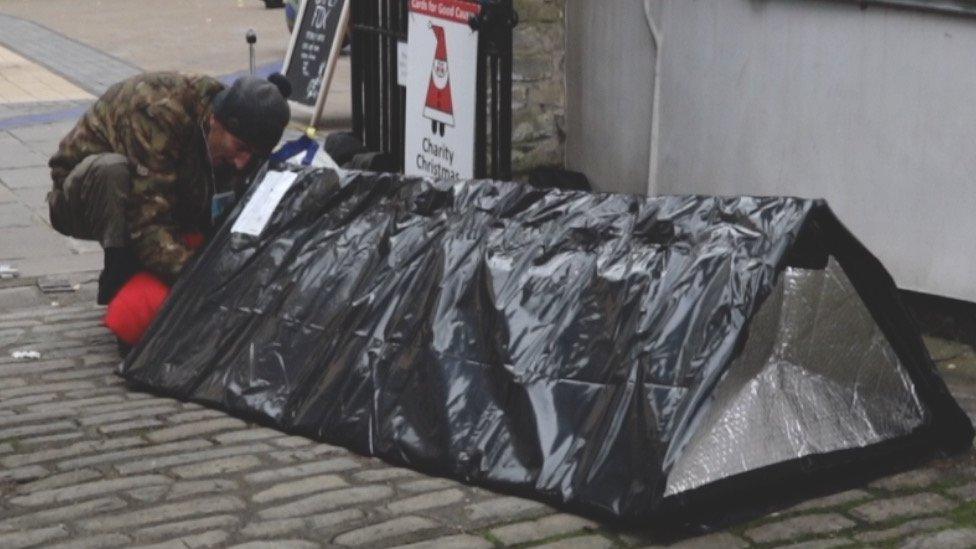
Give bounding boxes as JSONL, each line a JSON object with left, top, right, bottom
{"left": 1, "top": 284, "right": 976, "bottom": 548}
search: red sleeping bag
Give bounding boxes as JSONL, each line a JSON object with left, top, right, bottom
{"left": 104, "top": 273, "right": 170, "bottom": 345}
{"left": 103, "top": 232, "right": 204, "bottom": 345}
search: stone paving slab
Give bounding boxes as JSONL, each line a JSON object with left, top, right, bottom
{"left": 0, "top": 134, "right": 47, "bottom": 169}
{"left": 0, "top": 45, "right": 92, "bottom": 104}
{"left": 3, "top": 255, "right": 101, "bottom": 280}
{"left": 0, "top": 166, "right": 53, "bottom": 190}
{"left": 0, "top": 202, "right": 35, "bottom": 228}
{"left": 0, "top": 14, "right": 140, "bottom": 96}
{"left": 0, "top": 227, "right": 73, "bottom": 261}
{"left": 1, "top": 288, "right": 976, "bottom": 547}
{"left": 4, "top": 119, "right": 76, "bottom": 143}
{"left": 0, "top": 183, "right": 15, "bottom": 204}
{"left": 0, "top": 100, "right": 90, "bottom": 129}
{"left": 8, "top": 185, "right": 50, "bottom": 215}
{"left": 0, "top": 115, "right": 103, "bottom": 279}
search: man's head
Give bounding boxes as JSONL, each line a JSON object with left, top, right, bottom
{"left": 208, "top": 75, "right": 291, "bottom": 172}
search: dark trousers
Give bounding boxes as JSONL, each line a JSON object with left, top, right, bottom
{"left": 47, "top": 153, "right": 131, "bottom": 249}
{"left": 48, "top": 153, "right": 138, "bottom": 305}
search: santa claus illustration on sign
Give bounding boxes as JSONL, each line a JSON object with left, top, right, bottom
{"left": 423, "top": 24, "right": 454, "bottom": 137}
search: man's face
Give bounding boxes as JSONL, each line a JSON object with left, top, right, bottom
{"left": 206, "top": 115, "right": 258, "bottom": 173}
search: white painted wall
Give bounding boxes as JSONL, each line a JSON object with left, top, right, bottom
{"left": 568, "top": 0, "right": 976, "bottom": 302}
{"left": 565, "top": 0, "right": 653, "bottom": 196}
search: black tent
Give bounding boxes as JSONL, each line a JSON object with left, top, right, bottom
{"left": 121, "top": 168, "right": 973, "bottom": 524}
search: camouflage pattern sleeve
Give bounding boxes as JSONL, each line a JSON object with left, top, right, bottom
{"left": 122, "top": 102, "right": 196, "bottom": 284}
{"left": 49, "top": 107, "right": 113, "bottom": 191}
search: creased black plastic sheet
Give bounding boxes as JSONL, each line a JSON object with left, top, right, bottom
{"left": 121, "top": 167, "right": 973, "bottom": 523}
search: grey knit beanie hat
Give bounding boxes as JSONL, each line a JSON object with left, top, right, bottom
{"left": 212, "top": 74, "right": 291, "bottom": 154}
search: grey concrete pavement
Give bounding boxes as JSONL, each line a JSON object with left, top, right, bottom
{"left": 0, "top": 13, "right": 140, "bottom": 96}
{"left": 0, "top": 0, "right": 292, "bottom": 77}
{"left": 0, "top": 117, "right": 102, "bottom": 279}
{"left": 0, "top": 0, "right": 351, "bottom": 127}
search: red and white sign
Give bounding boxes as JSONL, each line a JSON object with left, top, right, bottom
{"left": 404, "top": 0, "right": 480, "bottom": 180}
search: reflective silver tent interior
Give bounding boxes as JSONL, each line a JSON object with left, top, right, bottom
{"left": 665, "top": 258, "right": 926, "bottom": 497}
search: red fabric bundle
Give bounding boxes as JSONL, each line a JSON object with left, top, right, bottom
{"left": 104, "top": 272, "right": 170, "bottom": 345}
{"left": 103, "top": 232, "right": 204, "bottom": 345}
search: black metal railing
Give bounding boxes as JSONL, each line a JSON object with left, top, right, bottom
{"left": 350, "top": 0, "right": 405, "bottom": 170}
{"left": 350, "top": 0, "right": 516, "bottom": 179}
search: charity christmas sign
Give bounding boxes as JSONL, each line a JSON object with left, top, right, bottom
{"left": 404, "top": 0, "right": 481, "bottom": 180}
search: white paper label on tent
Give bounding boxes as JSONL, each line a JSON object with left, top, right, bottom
{"left": 404, "top": 0, "right": 481, "bottom": 180}
{"left": 397, "top": 41, "right": 408, "bottom": 87}
{"left": 231, "top": 171, "right": 299, "bottom": 237}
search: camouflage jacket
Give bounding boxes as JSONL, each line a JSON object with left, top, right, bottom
{"left": 49, "top": 72, "right": 232, "bottom": 284}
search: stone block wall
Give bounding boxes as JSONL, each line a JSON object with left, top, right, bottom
{"left": 511, "top": 0, "right": 566, "bottom": 174}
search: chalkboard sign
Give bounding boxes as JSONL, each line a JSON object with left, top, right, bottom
{"left": 282, "top": 0, "right": 350, "bottom": 124}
